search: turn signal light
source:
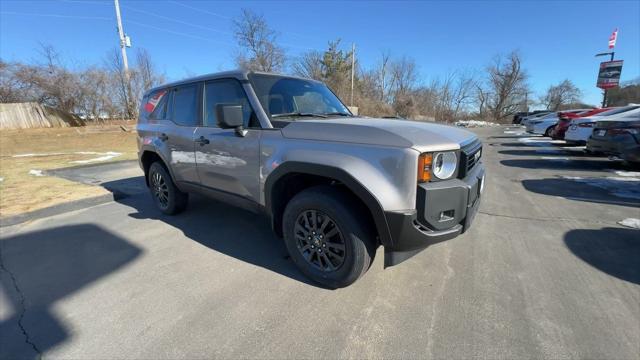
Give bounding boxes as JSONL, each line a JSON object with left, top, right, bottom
{"left": 418, "top": 153, "right": 432, "bottom": 183}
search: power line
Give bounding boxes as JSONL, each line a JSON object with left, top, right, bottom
{"left": 122, "top": 4, "right": 233, "bottom": 36}
{"left": 163, "top": 1, "right": 323, "bottom": 49}
{"left": 125, "top": 19, "right": 235, "bottom": 47}
{"left": 0, "top": 10, "right": 111, "bottom": 20}
{"left": 167, "top": 0, "right": 230, "bottom": 20}
{"left": 122, "top": 3, "right": 318, "bottom": 51}
{"left": 7, "top": 2, "right": 326, "bottom": 52}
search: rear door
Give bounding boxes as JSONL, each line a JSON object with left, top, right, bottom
{"left": 193, "top": 78, "right": 261, "bottom": 203}
{"left": 163, "top": 83, "right": 201, "bottom": 184}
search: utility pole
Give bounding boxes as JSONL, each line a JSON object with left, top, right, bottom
{"left": 350, "top": 43, "right": 355, "bottom": 107}
{"left": 114, "top": 0, "right": 133, "bottom": 117}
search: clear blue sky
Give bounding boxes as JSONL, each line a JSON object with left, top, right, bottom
{"left": 1, "top": 0, "right": 639, "bottom": 107}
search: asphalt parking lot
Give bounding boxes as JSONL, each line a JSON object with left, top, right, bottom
{"left": 1, "top": 126, "right": 638, "bottom": 359}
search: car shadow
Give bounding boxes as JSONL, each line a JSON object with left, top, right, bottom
{"left": 487, "top": 135, "right": 529, "bottom": 139}
{"left": 491, "top": 142, "right": 534, "bottom": 147}
{"left": 0, "top": 224, "right": 142, "bottom": 359}
{"left": 501, "top": 158, "right": 626, "bottom": 172}
{"left": 564, "top": 227, "right": 640, "bottom": 285}
{"left": 104, "top": 177, "right": 323, "bottom": 288}
{"left": 521, "top": 177, "right": 640, "bottom": 207}
{"left": 498, "top": 149, "right": 591, "bottom": 157}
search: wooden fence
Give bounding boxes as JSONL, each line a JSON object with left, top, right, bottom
{"left": 0, "top": 102, "right": 85, "bottom": 129}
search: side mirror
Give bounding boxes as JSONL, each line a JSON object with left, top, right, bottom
{"left": 216, "top": 104, "right": 244, "bottom": 129}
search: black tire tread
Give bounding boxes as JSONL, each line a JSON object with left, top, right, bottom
{"left": 148, "top": 161, "right": 188, "bottom": 215}
{"left": 282, "top": 185, "right": 376, "bottom": 288}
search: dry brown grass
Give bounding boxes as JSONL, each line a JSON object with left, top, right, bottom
{"left": 0, "top": 125, "right": 138, "bottom": 217}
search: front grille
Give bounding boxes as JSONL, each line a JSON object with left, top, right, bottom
{"left": 458, "top": 139, "right": 482, "bottom": 178}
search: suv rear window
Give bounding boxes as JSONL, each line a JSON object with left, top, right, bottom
{"left": 171, "top": 84, "right": 199, "bottom": 126}
{"left": 141, "top": 89, "right": 168, "bottom": 121}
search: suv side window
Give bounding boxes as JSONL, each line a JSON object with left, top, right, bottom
{"left": 171, "top": 84, "right": 199, "bottom": 126}
{"left": 204, "top": 79, "right": 257, "bottom": 128}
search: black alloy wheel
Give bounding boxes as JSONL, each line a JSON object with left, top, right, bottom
{"left": 294, "top": 210, "right": 346, "bottom": 272}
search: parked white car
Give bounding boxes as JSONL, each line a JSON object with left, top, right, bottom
{"left": 521, "top": 112, "right": 553, "bottom": 126}
{"left": 525, "top": 109, "right": 589, "bottom": 136}
{"left": 565, "top": 105, "right": 640, "bottom": 145}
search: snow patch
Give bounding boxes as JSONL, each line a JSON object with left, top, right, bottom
{"left": 504, "top": 130, "right": 525, "bottom": 134}
{"left": 70, "top": 152, "right": 122, "bottom": 164}
{"left": 0, "top": 177, "right": 4, "bottom": 182}
{"left": 455, "top": 120, "right": 500, "bottom": 128}
{"left": 618, "top": 218, "right": 640, "bottom": 229}
{"left": 541, "top": 156, "right": 570, "bottom": 160}
{"left": 13, "top": 152, "right": 66, "bottom": 158}
{"left": 613, "top": 171, "right": 640, "bottom": 177}
{"left": 519, "top": 137, "right": 565, "bottom": 145}
{"left": 29, "top": 169, "right": 45, "bottom": 177}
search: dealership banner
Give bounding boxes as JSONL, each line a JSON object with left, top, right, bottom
{"left": 597, "top": 60, "right": 623, "bottom": 89}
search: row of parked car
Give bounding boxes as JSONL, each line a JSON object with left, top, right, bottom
{"left": 512, "top": 104, "right": 640, "bottom": 166}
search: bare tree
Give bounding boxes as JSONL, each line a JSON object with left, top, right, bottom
{"left": 136, "top": 48, "right": 161, "bottom": 92}
{"left": 607, "top": 80, "right": 640, "bottom": 106}
{"left": 77, "top": 67, "right": 113, "bottom": 121}
{"left": 0, "top": 60, "right": 30, "bottom": 103}
{"left": 389, "top": 56, "right": 417, "bottom": 98}
{"left": 485, "top": 51, "right": 529, "bottom": 122}
{"left": 233, "top": 8, "right": 285, "bottom": 72}
{"left": 540, "top": 79, "right": 582, "bottom": 110}
{"left": 291, "top": 50, "right": 323, "bottom": 80}
{"left": 378, "top": 50, "right": 392, "bottom": 102}
{"left": 474, "top": 84, "right": 490, "bottom": 120}
{"left": 105, "top": 48, "right": 137, "bottom": 119}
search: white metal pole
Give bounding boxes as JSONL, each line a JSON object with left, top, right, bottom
{"left": 350, "top": 43, "right": 355, "bottom": 107}
{"left": 113, "top": 0, "right": 129, "bottom": 74}
{"left": 114, "top": 0, "right": 133, "bottom": 117}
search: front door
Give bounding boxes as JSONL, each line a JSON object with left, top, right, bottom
{"left": 194, "top": 79, "right": 261, "bottom": 203}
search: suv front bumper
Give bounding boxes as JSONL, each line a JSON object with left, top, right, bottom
{"left": 383, "top": 163, "right": 485, "bottom": 266}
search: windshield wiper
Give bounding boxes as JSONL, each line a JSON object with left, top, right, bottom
{"left": 324, "top": 112, "right": 353, "bottom": 117}
{"left": 271, "top": 112, "right": 328, "bottom": 118}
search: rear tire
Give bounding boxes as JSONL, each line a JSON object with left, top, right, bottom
{"left": 148, "top": 161, "right": 188, "bottom": 215}
{"left": 282, "top": 186, "right": 376, "bottom": 288}
{"left": 545, "top": 126, "right": 554, "bottom": 137}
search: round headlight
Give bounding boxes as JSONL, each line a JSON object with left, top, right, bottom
{"left": 433, "top": 152, "right": 457, "bottom": 179}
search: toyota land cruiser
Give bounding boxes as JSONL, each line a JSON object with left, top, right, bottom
{"left": 137, "top": 70, "right": 485, "bottom": 288}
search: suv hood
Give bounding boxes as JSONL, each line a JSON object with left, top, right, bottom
{"left": 280, "top": 117, "right": 477, "bottom": 152}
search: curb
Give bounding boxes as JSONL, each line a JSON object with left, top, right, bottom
{"left": 0, "top": 191, "right": 128, "bottom": 228}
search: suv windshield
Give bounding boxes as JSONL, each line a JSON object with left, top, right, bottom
{"left": 248, "top": 74, "right": 352, "bottom": 120}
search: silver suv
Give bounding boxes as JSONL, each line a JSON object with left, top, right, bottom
{"left": 137, "top": 70, "right": 485, "bottom": 288}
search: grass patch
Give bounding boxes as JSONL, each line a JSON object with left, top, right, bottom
{"left": 0, "top": 125, "right": 138, "bottom": 217}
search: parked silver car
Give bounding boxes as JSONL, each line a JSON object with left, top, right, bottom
{"left": 136, "top": 70, "right": 485, "bottom": 288}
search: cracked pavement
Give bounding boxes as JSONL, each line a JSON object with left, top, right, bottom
{"left": 0, "top": 126, "right": 638, "bottom": 359}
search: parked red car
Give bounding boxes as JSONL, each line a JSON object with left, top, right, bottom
{"left": 550, "top": 108, "right": 612, "bottom": 140}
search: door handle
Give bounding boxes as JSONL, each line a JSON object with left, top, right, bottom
{"left": 195, "top": 136, "right": 210, "bottom": 146}
{"left": 159, "top": 133, "right": 169, "bottom": 142}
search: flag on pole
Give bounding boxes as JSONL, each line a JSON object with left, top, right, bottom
{"left": 608, "top": 29, "right": 618, "bottom": 49}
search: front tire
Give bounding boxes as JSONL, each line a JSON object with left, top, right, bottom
{"left": 282, "top": 186, "right": 376, "bottom": 288}
{"left": 148, "top": 161, "right": 188, "bottom": 215}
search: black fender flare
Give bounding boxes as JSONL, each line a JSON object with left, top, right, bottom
{"left": 264, "top": 161, "right": 393, "bottom": 246}
{"left": 139, "top": 146, "right": 179, "bottom": 186}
